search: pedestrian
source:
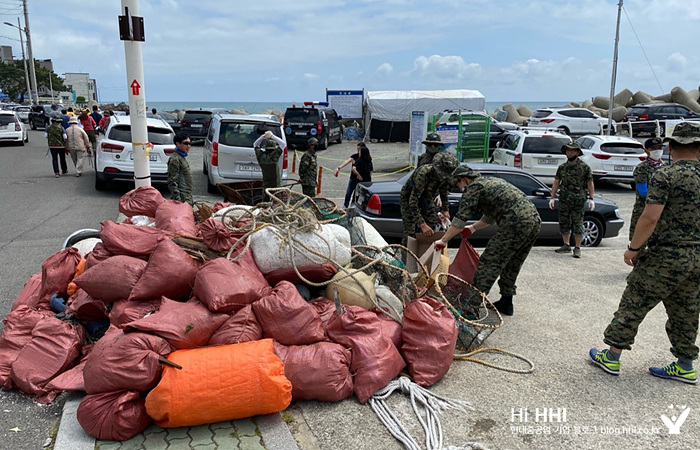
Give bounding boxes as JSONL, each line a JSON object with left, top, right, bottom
{"left": 298, "top": 137, "right": 318, "bottom": 197}
{"left": 151, "top": 108, "right": 160, "bottom": 119}
{"left": 65, "top": 116, "right": 91, "bottom": 177}
{"left": 416, "top": 132, "right": 443, "bottom": 168}
{"left": 549, "top": 142, "right": 595, "bottom": 258}
{"left": 253, "top": 130, "right": 285, "bottom": 201}
{"left": 45, "top": 115, "right": 68, "bottom": 178}
{"left": 589, "top": 122, "right": 700, "bottom": 384}
{"left": 399, "top": 151, "right": 459, "bottom": 246}
{"left": 629, "top": 137, "right": 665, "bottom": 241}
{"left": 66, "top": 107, "right": 75, "bottom": 117}
{"left": 98, "top": 110, "right": 112, "bottom": 133}
{"left": 353, "top": 142, "right": 374, "bottom": 186}
{"left": 335, "top": 143, "right": 362, "bottom": 208}
{"left": 434, "top": 165, "right": 541, "bottom": 316}
{"left": 78, "top": 109, "right": 98, "bottom": 155}
{"left": 90, "top": 105, "right": 103, "bottom": 136}
{"left": 167, "top": 132, "right": 193, "bottom": 205}
{"left": 60, "top": 109, "right": 70, "bottom": 130}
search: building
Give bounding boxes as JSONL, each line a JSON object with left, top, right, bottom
{"left": 64, "top": 72, "right": 98, "bottom": 104}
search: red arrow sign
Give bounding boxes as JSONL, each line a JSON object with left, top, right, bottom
{"left": 130, "top": 79, "right": 141, "bottom": 96}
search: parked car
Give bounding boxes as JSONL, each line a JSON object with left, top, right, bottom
{"left": 622, "top": 102, "right": 700, "bottom": 136}
{"left": 352, "top": 163, "right": 624, "bottom": 247}
{"left": 147, "top": 111, "right": 180, "bottom": 132}
{"left": 528, "top": 107, "right": 616, "bottom": 135}
{"left": 13, "top": 105, "right": 31, "bottom": 123}
{"left": 202, "top": 113, "right": 288, "bottom": 195}
{"left": 283, "top": 103, "right": 342, "bottom": 150}
{"left": 94, "top": 115, "right": 175, "bottom": 190}
{"left": 180, "top": 108, "right": 229, "bottom": 140}
{"left": 491, "top": 128, "right": 573, "bottom": 184}
{"left": 575, "top": 135, "right": 646, "bottom": 188}
{"left": 0, "top": 110, "right": 29, "bottom": 145}
{"left": 29, "top": 104, "right": 61, "bottom": 130}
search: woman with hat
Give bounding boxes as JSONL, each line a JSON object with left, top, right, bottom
{"left": 65, "top": 116, "right": 91, "bottom": 177}
{"left": 45, "top": 115, "right": 68, "bottom": 178}
{"left": 416, "top": 132, "right": 443, "bottom": 168}
{"left": 78, "top": 109, "right": 98, "bottom": 154}
{"left": 549, "top": 142, "right": 595, "bottom": 258}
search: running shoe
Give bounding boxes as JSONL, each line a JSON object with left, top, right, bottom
{"left": 589, "top": 348, "right": 620, "bottom": 375}
{"left": 573, "top": 247, "right": 581, "bottom": 258}
{"left": 649, "top": 362, "right": 697, "bottom": 384}
{"left": 555, "top": 244, "right": 571, "bottom": 253}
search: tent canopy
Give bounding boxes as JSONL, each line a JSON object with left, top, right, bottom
{"left": 365, "top": 89, "right": 485, "bottom": 121}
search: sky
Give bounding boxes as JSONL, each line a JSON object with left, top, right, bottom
{"left": 1, "top": 0, "right": 698, "bottom": 104}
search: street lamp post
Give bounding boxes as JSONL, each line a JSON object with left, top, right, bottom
{"left": 3, "top": 19, "right": 32, "bottom": 104}
{"left": 22, "top": 0, "right": 39, "bottom": 105}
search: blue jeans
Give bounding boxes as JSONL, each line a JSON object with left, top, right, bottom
{"left": 344, "top": 178, "right": 359, "bottom": 208}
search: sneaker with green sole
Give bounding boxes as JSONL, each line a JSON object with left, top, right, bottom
{"left": 649, "top": 362, "right": 697, "bottom": 384}
{"left": 589, "top": 348, "right": 620, "bottom": 375}
{"left": 555, "top": 244, "right": 571, "bottom": 253}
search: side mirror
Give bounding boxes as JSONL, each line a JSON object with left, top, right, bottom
{"left": 533, "top": 188, "right": 550, "bottom": 197}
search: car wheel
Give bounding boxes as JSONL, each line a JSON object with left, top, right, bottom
{"left": 202, "top": 158, "right": 208, "bottom": 175}
{"left": 318, "top": 135, "right": 328, "bottom": 150}
{"left": 30, "top": 120, "right": 36, "bottom": 130}
{"left": 95, "top": 172, "right": 108, "bottom": 191}
{"left": 336, "top": 130, "right": 343, "bottom": 144}
{"left": 206, "top": 171, "right": 218, "bottom": 194}
{"left": 557, "top": 126, "right": 570, "bottom": 135}
{"left": 602, "top": 124, "right": 616, "bottom": 135}
{"left": 658, "top": 124, "right": 665, "bottom": 137}
{"left": 578, "top": 215, "right": 604, "bottom": 247}
{"left": 24, "top": 133, "right": 29, "bottom": 143}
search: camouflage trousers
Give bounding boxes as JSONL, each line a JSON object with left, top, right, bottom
{"left": 301, "top": 184, "right": 316, "bottom": 198}
{"left": 603, "top": 245, "right": 700, "bottom": 360}
{"left": 399, "top": 193, "right": 438, "bottom": 246}
{"left": 471, "top": 215, "right": 541, "bottom": 299}
{"left": 558, "top": 195, "right": 585, "bottom": 236}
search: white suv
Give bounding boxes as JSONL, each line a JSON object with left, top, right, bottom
{"left": 491, "top": 128, "right": 573, "bottom": 184}
{"left": 95, "top": 115, "right": 175, "bottom": 190}
{"left": 528, "top": 108, "right": 616, "bottom": 135}
{"left": 575, "top": 135, "right": 645, "bottom": 187}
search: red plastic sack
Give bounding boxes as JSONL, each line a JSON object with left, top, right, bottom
{"left": 10, "top": 317, "right": 85, "bottom": 403}
{"left": 449, "top": 238, "right": 480, "bottom": 283}
{"left": 0, "top": 306, "right": 54, "bottom": 389}
{"left": 46, "top": 343, "right": 94, "bottom": 392}
{"left": 84, "top": 331, "right": 173, "bottom": 394}
{"left": 193, "top": 255, "right": 270, "bottom": 313}
{"left": 74, "top": 255, "right": 147, "bottom": 302}
{"left": 264, "top": 264, "right": 339, "bottom": 287}
{"left": 311, "top": 297, "right": 337, "bottom": 332}
{"left": 10, "top": 273, "right": 42, "bottom": 311}
{"left": 77, "top": 390, "right": 152, "bottom": 441}
{"left": 213, "top": 202, "right": 233, "bottom": 211}
{"left": 38, "top": 247, "right": 82, "bottom": 308}
{"left": 253, "top": 281, "right": 326, "bottom": 346}
{"left": 155, "top": 200, "right": 197, "bottom": 236}
{"left": 129, "top": 239, "right": 200, "bottom": 301}
{"left": 85, "top": 242, "right": 113, "bottom": 270}
{"left": 208, "top": 305, "right": 262, "bottom": 346}
{"left": 274, "top": 341, "right": 353, "bottom": 402}
{"left": 65, "top": 289, "right": 109, "bottom": 323}
{"left": 326, "top": 305, "right": 406, "bottom": 404}
{"left": 119, "top": 186, "right": 166, "bottom": 218}
{"left": 197, "top": 219, "right": 237, "bottom": 252}
{"left": 125, "top": 297, "right": 228, "bottom": 349}
{"left": 373, "top": 309, "right": 403, "bottom": 350}
{"left": 100, "top": 221, "right": 169, "bottom": 260}
{"left": 401, "top": 296, "right": 458, "bottom": 387}
{"left": 109, "top": 299, "right": 160, "bottom": 329}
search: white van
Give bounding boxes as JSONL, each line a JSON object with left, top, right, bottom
{"left": 202, "top": 114, "right": 288, "bottom": 194}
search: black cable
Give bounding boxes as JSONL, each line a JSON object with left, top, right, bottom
{"left": 623, "top": 5, "right": 665, "bottom": 96}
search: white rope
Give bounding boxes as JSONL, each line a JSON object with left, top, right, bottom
{"left": 368, "top": 377, "right": 482, "bottom": 450}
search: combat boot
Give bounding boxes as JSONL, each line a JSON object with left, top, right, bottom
{"left": 493, "top": 295, "right": 513, "bottom": 316}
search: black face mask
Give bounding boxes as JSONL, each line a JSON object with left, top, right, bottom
{"left": 567, "top": 155, "right": 578, "bottom": 162}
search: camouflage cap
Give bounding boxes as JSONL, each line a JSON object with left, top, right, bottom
{"left": 432, "top": 152, "right": 460, "bottom": 178}
{"left": 51, "top": 114, "right": 62, "bottom": 122}
{"left": 664, "top": 122, "right": 700, "bottom": 145}
{"left": 422, "top": 132, "right": 443, "bottom": 146}
{"left": 307, "top": 137, "right": 318, "bottom": 146}
{"left": 263, "top": 138, "right": 279, "bottom": 150}
{"left": 450, "top": 164, "right": 480, "bottom": 186}
{"left": 644, "top": 137, "right": 663, "bottom": 149}
{"left": 561, "top": 142, "right": 583, "bottom": 155}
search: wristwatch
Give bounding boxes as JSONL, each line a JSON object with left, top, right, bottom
{"left": 627, "top": 243, "right": 641, "bottom": 252}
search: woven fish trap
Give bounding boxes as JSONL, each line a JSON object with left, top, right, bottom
{"left": 428, "top": 273, "right": 503, "bottom": 352}
{"left": 266, "top": 188, "right": 346, "bottom": 224}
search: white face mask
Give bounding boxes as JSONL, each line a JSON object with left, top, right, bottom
{"left": 648, "top": 149, "right": 663, "bottom": 160}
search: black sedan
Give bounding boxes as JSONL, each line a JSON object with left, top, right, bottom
{"left": 351, "top": 163, "right": 624, "bottom": 247}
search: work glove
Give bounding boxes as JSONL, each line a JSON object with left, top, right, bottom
{"left": 434, "top": 240, "right": 447, "bottom": 252}
{"left": 549, "top": 199, "right": 555, "bottom": 210}
{"left": 263, "top": 130, "right": 273, "bottom": 140}
{"left": 460, "top": 224, "right": 476, "bottom": 239}
{"left": 588, "top": 199, "right": 595, "bottom": 211}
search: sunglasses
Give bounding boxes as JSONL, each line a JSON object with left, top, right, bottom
{"left": 427, "top": 144, "right": 441, "bottom": 147}
{"left": 181, "top": 141, "right": 192, "bottom": 145}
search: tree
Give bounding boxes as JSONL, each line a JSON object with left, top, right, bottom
{"left": 0, "top": 60, "right": 68, "bottom": 103}
{"left": 76, "top": 96, "right": 86, "bottom": 105}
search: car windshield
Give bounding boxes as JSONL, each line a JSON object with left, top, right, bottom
{"left": 108, "top": 125, "right": 174, "bottom": 145}
{"left": 285, "top": 109, "right": 320, "bottom": 124}
{"left": 0, "top": 115, "right": 16, "bottom": 125}
{"left": 183, "top": 112, "right": 211, "bottom": 121}
{"left": 522, "top": 136, "right": 571, "bottom": 154}
{"left": 599, "top": 143, "right": 644, "bottom": 154}
{"left": 626, "top": 107, "right": 647, "bottom": 115}
{"left": 218, "top": 121, "right": 282, "bottom": 146}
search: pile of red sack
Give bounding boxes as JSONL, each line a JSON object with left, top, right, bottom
{"left": 0, "top": 186, "right": 459, "bottom": 442}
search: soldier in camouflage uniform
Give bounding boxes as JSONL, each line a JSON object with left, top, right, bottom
{"left": 298, "top": 137, "right": 318, "bottom": 197}
{"left": 46, "top": 116, "right": 68, "bottom": 177}
{"left": 629, "top": 137, "right": 664, "bottom": 240}
{"left": 435, "top": 165, "right": 541, "bottom": 316}
{"left": 549, "top": 142, "right": 595, "bottom": 258}
{"left": 167, "top": 132, "right": 193, "bottom": 205}
{"left": 589, "top": 122, "right": 700, "bottom": 384}
{"left": 416, "top": 132, "right": 443, "bottom": 168}
{"left": 399, "top": 152, "right": 459, "bottom": 246}
{"left": 254, "top": 131, "right": 284, "bottom": 201}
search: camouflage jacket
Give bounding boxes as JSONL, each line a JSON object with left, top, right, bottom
{"left": 167, "top": 152, "right": 193, "bottom": 204}
{"left": 416, "top": 149, "right": 438, "bottom": 169}
{"left": 646, "top": 160, "right": 700, "bottom": 246}
{"left": 632, "top": 159, "right": 663, "bottom": 212}
{"left": 401, "top": 164, "right": 450, "bottom": 225}
{"left": 255, "top": 146, "right": 282, "bottom": 188}
{"left": 452, "top": 176, "right": 540, "bottom": 229}
{"left": 298, "top": 150, "right": 317, "bottom": 187}
{"left": 47, "top": 123, "right": 65, "bottom": 147}
{"left": 555, "top": 158, "right": 592, "bottom": 200}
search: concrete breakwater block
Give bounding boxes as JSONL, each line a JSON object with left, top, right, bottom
{"left": 671, "top": 86, "right": 700, "bottom": 113}
{"left": 516, "top": 105, "right": 533, "bottom": 118}
{"left": 502, "top": 104, "right": 528, "bottom": 125}
{"left": 654, "top": 92, "right": 673, "bottom": 102}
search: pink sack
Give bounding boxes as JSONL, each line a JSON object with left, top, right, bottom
{"left": 326, "top": 305, "right": 406, "bottom": 404}
{"left": 253, "top": 281, "right": 325, "bottom": 346}
{"left": 129, "top": 239, "right": 200, "bottom": 301}
{"left": 65, "top": 289, "right": 109, "bottom": 323}
{"left": 372, "top": 309, "right": 403, "bottom": 350}
{"left": 155, "top": 200, "right": 197, "bottom": 236}
{"left": 401, "top": 296, "right": 458, "bottom": 387}
{"left": 449, "top": 238, "right": 480, "bottom": 283}
{"left": 0, "top": 306, "right": 54, "bottom": 389}
{"left": 125, "top": 297, "right": 228, "bottom": 349}
{"left": 10, "top": 317, "right": 85, "bottom": 403}
{"left": 85, "top": 242, "right": 113, "bottom": 270}
{"left": 197, "top": 219, "right": 237, "bottom": 252}
{"left": 83, "top": 331, "right": 173, "bottom": 394}
{"left": 100, "top": 220, "right": 170, "bottom": 260}
{"left": 38, "top": 247, "right": 82, "bottom": 308}
{"left": 208, "top": 305, "right": 263, "bottom": 346}
{"left": 10, "top": 273, "right": 42, "bottom": 311}
{"left": 274, "top": 341, "right": 353, "bottom": 402}
{"left": 77, "top": 390, "right": 152, "bottom": 441}
{"left": 46, "top": 343, "right": 94, "bottom": 392}
{"left": 109, "top": 299, "right": 161, "bottom": 329}
{"left": 311, "top": 297, "right": 337, "bottom": 333}
{"left": 193, "top": 255, "right": 270, "bottom": 313}
{"left": 213, "top": 202, "right": 233, "bottom": 211}
{"left": 119, "top": 186, "right": 166, "bottom": 218}
{"left": 74, "top": 255, "right": 147, "bottom": 302}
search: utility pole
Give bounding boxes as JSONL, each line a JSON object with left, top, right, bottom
{"left": 5, "top": 18, "right": 32, "bottom": 104}
{"left": 607, "top": 0, "right": 623, "bottom": 136}
{"left": 22, "top": 0, "right": 38, "bottom": 105}
{"left": 119, "top": 0, "right": 150, "bottom": 187}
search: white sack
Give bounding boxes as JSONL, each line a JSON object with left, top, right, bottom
{"left": 71, "top": 238, "right": 101, "bottom": 258}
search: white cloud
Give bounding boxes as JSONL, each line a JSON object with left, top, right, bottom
{"left": 667, "top": 53, "right": 687, "bottom": 71}
{"left": 303, "top": 73, "right": 319, "bottom": 81}
{"left": 376, "top": 63, "right": 393, "bottom": 75}
{"left": 408, "top": 55, "right": 482, "bottom": 79}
